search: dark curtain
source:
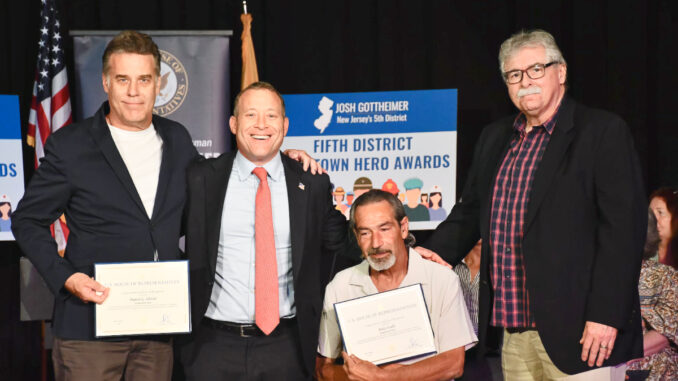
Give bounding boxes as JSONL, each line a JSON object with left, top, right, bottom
{"left": 1, "top": 0, "right": 676, "bottom": 379}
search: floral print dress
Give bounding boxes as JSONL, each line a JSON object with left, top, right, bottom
{"left": 627, "top": 260, "right": 678, "bottom": 380}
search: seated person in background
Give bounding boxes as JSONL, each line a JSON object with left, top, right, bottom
{"left": 453, "top": 239, "right": 497, "bottom": 381}
{"left": 453, "top": 239, "right": 481, "bottom": 335}
{"left": 315, "top": 189, "right": 477, "bottom": 381}
{"left": 626, "top": 208, "right": 678, "bottom": 380}
{"left": 648, "top": 187, "right": 678, "bottom": 267}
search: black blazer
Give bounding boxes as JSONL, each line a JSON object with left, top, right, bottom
{"left": 183, "top": 151, "right": 353, "bottom": 375}
{"left": 424, "top": 97, "right": 646, "bottom": 374}
{"left": 12, "top": 102, "right": 198, "bottom": 340}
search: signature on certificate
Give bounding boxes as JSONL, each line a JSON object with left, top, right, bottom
{"left": 408, "top": 337, "right": 423, "bottom": 349}
{"left": 160, "top": 313, "right": 173, "bottom": 325}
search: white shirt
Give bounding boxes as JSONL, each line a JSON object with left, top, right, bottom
{"left": 107, "top": 123, "right": 163, "bottom": 219}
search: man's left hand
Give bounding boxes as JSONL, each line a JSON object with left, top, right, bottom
{"left": 342, "top": 352, "right": 384, "bottom": 381}
{"left": 284, "top": 149, "right": 327, "bottom": 174}
{"left": 580, "top": 321, "right": 618, "bottom": 367}
{"left": 413, "top": 246, "right": 452, "bottom": 269}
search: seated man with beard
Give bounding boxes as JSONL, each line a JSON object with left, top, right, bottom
{"left": 315, "top": 190, "right": 477, "bottom": 381}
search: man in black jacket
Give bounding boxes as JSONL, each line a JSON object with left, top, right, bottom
{"left": 181, "top": 82, "right": 357, "bottom": 380}
{"left": 418, "top": 29, "right": 645, "bottom": 379}
{"left": 13, "top": 30, "right": 198, "bottom": 380}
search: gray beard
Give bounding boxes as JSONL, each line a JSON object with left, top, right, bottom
{"left": 366, "top": 252, "right": 396, "bottom": 271}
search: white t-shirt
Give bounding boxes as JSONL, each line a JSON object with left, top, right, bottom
{"left": 108, "top": 123, "right": 163, "bottom": 218}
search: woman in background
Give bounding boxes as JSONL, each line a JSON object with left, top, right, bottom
{"left": 648, "top": 187, "right": 678, "bottom": 267}
{"left": 626, "top": 208, "right": 678, "bottom": 380}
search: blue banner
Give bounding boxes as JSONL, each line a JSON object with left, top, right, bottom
{"left": 0, "top": 95, "right": 26, "bottom": 240}
{"left": 282, "top": 89, "right": 457, "bottom": 230}
{"left": 285, "top": 89, "right": 457, "bottom": 136}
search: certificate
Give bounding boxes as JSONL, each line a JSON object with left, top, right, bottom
{"left": 94, "top": 260, "right": 191, "bottom": 337}
{"left": 334, "top": 284, "right": 436, "bottom": 365}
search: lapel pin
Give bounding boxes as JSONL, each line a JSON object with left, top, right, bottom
{"left": 298, "top": 182, "right": 305, "bottom": 190}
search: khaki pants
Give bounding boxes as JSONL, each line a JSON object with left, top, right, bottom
{"left": 502, "top": 329, "right": 627, "bottom": 381}
{"left": 52, "top": 337, "right": 173, "bottom": 381}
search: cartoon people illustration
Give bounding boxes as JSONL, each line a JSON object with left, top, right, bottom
{"left": 343, "top": 177, "right": 373, "bottom": 219}
{"left": 381, "top": 178, "right": 399, "bottom": 196}
{"left": 403, "top": 178, "right": 430, "bottom": 221}
{"left": 428, "top": 185, "right": 447, "bottom": 221}
{"left": 333, "top": 186, "right": 349, "bottom": 214}
{"left": 352, "top": 177, "right": 373, "bottom": 199}
{"left": 346, "top": 192, "right": 354, "bottom": 207}
{"left": 420, "top": 193, "right": 429, "bottom": 207}
{"left": 0, "top": 195, "right": 12, "bottom": 232}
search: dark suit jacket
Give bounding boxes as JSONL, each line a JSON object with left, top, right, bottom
{"left": 184, "top": 151, "right": 353, "bottom": 376}
{"left": 12, "top": 102, "right": 198, "bottom": 340}
{"left": 424, "top": 96, "right": 646, "bottom": 374}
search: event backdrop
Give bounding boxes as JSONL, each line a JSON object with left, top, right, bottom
{"left": 0, "top": 95, "right": 25, "bottom": 241}
{"left": 71, "top": 31, "right": 232, "bottom": 157}
{"left": 281, "top": 89, "right": 457, "bottom": 230}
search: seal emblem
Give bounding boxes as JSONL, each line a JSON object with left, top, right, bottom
{"left": 153, "top": 50, "right": 188, "bottom": 116}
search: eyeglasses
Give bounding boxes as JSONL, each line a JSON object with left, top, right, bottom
{"left": 503, "top": 62, "right": 559, "bottom": 84}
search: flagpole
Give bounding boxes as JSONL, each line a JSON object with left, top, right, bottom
{"left": 240, "top": 0, "right": 259, "bottom": 89}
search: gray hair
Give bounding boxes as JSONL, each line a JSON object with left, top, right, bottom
{"left": 349, "top": 189, "right": 416, "bottom": 247}
{"left": 498, "top": 29, "right": 566, "bottom": 74}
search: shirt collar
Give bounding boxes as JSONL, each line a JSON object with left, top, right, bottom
{"left": 233, "top": 151, "right": 284, "bottom": 182}
{"left": 512, "top": 98, "right": 562, "bottom": 136}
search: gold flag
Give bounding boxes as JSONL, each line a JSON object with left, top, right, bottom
{"left": 240, "top": 13, "right": 259, "bottom": 89}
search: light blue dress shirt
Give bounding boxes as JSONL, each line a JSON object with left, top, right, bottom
{"left": 205, "top": 152, "right": 294, "bottom": 323}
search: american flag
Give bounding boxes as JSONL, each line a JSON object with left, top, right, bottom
{"left": 27, "top": 0, "right": 71, "bottom": 254}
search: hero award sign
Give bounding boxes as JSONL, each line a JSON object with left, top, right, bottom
{"left": 281, "top": 89, "right": 457, "bottom": 230}
{"left": 0, "top": 95, "right": 25, "bottom": 240}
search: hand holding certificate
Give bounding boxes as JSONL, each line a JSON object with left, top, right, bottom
{"left": 334, "top": 284, "right": 436, "bottom": 365}
{"left": 94, "top": 260, "right": 191, "bottom": 337}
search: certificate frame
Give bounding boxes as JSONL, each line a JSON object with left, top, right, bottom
{"left": 94, "top": 260, "right": 191, "bottom": 338}
{"left": 333, "top": 283, "right": 436, "bottom": 365}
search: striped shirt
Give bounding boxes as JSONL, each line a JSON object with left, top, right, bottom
{"left": 454, "top": 259, "right": 480, "bottom": 335}
{"left": 489, "top": 107, "right": 559, "bottom": 328}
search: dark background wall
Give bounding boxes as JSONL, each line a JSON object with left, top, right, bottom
{"left": 1, "top": 0, "right": 676, "bottom": 379}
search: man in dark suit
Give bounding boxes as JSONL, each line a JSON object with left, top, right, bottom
{"left": 12, "top": 31, "right": 199, "bottom": 380}
{"left": 181, "top": 81, "right": 355, "bottom": 380}
{"left": 417, "top": 29, "right": 646, "bottom": 379}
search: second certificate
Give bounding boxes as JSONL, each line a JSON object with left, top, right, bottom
{"left": 334, "top": 283, "right": 436, "bottom": 365}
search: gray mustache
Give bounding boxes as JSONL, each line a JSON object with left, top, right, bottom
{"left": 517, "top": 87, "right": 542, "bottom": 97}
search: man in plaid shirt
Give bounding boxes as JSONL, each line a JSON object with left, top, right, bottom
{"left": 418, "top": 30, "right": 645, "bottom": 380}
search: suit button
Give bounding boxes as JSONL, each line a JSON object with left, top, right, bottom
{"left": 208, "top": 280, "right": 214, "bottom": 286}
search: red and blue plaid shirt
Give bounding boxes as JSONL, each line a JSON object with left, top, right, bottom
{"left": 489, "top": 106, "right": 559, "bottom": 328}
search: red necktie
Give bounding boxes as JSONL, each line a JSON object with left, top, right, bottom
{"left": 252, "top": 167, "right": 279, "bottom": 335}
